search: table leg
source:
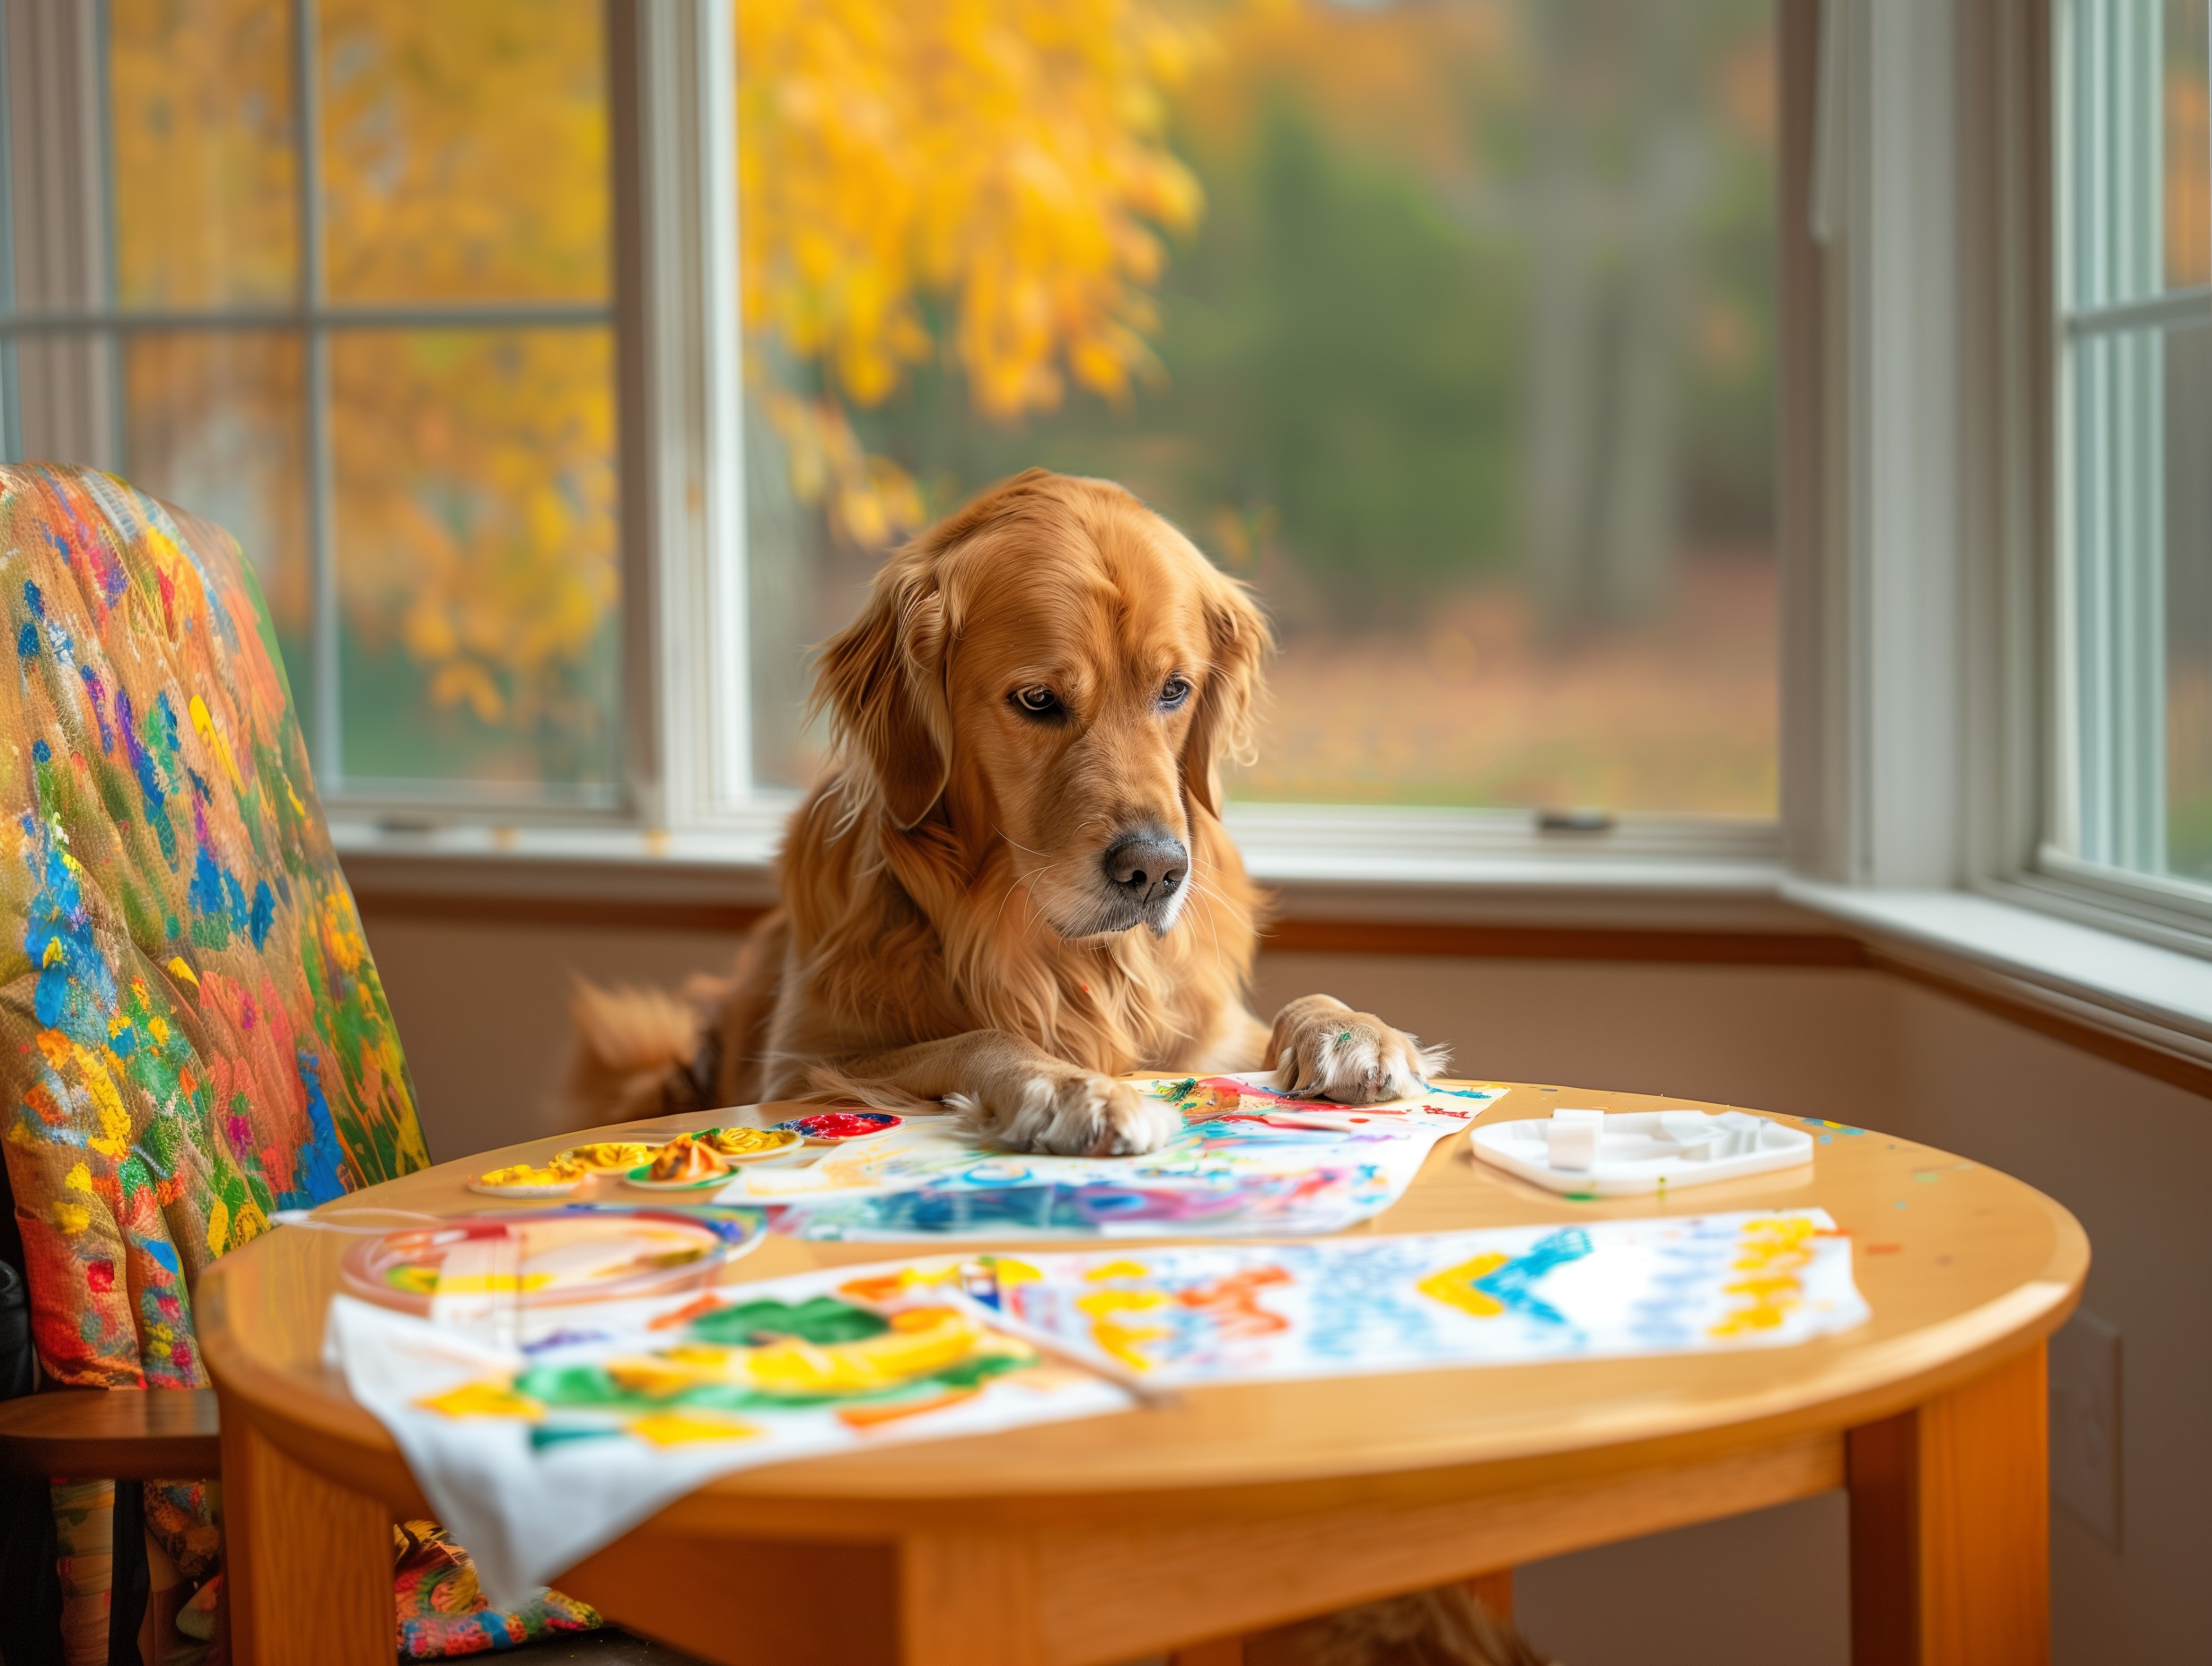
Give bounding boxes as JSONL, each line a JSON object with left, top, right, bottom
{"left": 219, "top": 1410, "right": 391, "bottom": 1666}
{"left": 1848, "top": 1342, "right": 2050, "bottom": 1666}
{"left": 1466, "top": 1568, "right": 1514, "bottom": 1621}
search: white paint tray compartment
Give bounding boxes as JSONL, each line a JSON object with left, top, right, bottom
{"left": 1468, "top": 1109, "right": 1814, "bottom": 1197}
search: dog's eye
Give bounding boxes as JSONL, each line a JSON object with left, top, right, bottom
{"left": 1158, "top": 675, "right": 1192, "bottom": 710}
{"left": 1011, "top": 685, "right": 1062, "bottom": 719}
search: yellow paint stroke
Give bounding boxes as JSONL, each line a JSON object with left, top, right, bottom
{"left": 628, "top": 1411, "right": 761, "bottom": 1447}
{"left": 1073, "top": 1286, "right": 1173, "bottom": 1372}
{"left": 230, "top": 1199, "right": 269, "bottom": 1250}
{"left": 49, "top": 1199, "right": 90, "bottom": 1234}
{"left": 40, "top": 938, "right": 63, "bottom": 968}
{"left": 64, "top": 1162, "right": 93, "bottom": 1196}
{"left": 187, "top": 695, "right": 241, "bottom": 788}
{"left": 321, "top": 895, "right": 367, "bottom": 972}
{"left": 60, "top": 1042, "right": 133, "bottom": 1161}
{"left": 428, "top": 1272, "right": 557, "bottom": 1296}
{"left": 1414, "top": 1252, "right": 1512, "bottom": 1320}
{"left": 417, "top": 1381, "right": 545, "bottom": 1422}
{"left": 1082, "top": 1258, "right": 1154, "bottom": 1283}
{"left": 165, "top": 958, "right": 198, "bottom": 988}
{"left": 206, "top": 1197, "right": 230, "bottom": 1258}
{"left": 1709, "top": 1217, "right": 1820, "bottom": 1338}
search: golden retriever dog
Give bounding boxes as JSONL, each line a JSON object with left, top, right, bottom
{"left": 567, "top": 469, "right": 1545, "bottom": 1666}
{"left": 568, "top": 468, "right": 1447, "bottom": 1143}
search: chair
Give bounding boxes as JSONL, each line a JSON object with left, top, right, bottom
{"left": 0, "top": 464, "right": 620, "bottom": 1662}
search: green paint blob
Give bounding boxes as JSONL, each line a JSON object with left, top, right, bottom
{"left": 690, "top": 1296, "right": 889, "bottom": 1347}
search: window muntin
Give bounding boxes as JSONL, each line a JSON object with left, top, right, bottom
{"left": 0, "top": 0, "right": 620, "bottom": 807}
{"left": 2058, "top": 0, "right": 2211, "bottom": 891}
{"left": 740, "top": 0, "right": 1780, "bottom": 820}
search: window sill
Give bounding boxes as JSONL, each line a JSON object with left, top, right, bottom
{"left": 331, "top": 803, "right": 1804, "bottom": 932}
{"left": 1782, "top": 878, "right": 2212, "bottom": 1078}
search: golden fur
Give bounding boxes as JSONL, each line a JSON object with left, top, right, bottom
{"left": 569, "top": 469, "right": 1445, "bottom": 1152}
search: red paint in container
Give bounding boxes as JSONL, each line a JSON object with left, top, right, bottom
{"left": 773, "top": 1110, "right": 902, "bottom": 1143}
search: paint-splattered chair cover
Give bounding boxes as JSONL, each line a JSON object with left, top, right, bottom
{"left": 0, "top": 462, "right": 429, "bottom": 1640}
{"left": 3, "top": 463, "right": 428, "bottom": 1386}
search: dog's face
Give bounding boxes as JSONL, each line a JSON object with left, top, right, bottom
{"left": 818, "top": 470, "right": 1269, "bottom": 941}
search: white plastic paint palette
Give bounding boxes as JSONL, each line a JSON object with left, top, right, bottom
{"left": 1469, "top": 1108, "right": 1814, "bottom": 1197}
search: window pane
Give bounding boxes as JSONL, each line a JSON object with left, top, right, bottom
{"left": 121, "top": 332, "right": 314, "bottom": 741}
{"left": 329, "top": 328, "right": 619, "bottom": 798}
{"left": 2068, "top": 0, "right": 2208, "bottom": 311}
{"left": 2164, "top": 325, "right": 2211, "bottom": 880}
{"left": 742, "top": 0, "right": 1778, "bottom": 816}
{"left": 109, "top": 0, "right": 298, "bottom": 308}
{"left": 319, "top": 0, "right": 609, "bottom": 304}
{"left": 2166, "top": 0, "right": 2208, "bottom": 291}
{"left": 2066, "top": 320, "right": 2211, "bottom": 883}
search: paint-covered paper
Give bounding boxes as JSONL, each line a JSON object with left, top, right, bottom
{"left": 746, "top": 1074, "right": 1508, "bottom": 1239}
{"left": 965, "top": 1208, "right": 1867, "bottom": 1381}
{"left": 332, "top": 1207, "right": 1864, "bottom": 1601}
{"left": 325, "top": 1265, "right": 1133, "bottom": 1605}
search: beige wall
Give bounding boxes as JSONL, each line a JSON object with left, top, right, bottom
{"left": 360, "top": 911, "right": 2208, "bottom": 1666}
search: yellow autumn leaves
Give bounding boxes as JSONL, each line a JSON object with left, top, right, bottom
{"left": 109, "top": 0, "right": 1213, "bottom": 758}
{"left": 740, "top": 0, "right": 1214, "bottom": 551}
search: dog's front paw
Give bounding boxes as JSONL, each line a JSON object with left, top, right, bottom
{"left": 969, "top": 1068, "right": 1181, "bottom": 1156}
{"left": 1270, "top": 995, "right": 1450, "bottom": 1105}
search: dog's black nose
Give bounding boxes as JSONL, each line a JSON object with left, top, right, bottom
{"left": 1102, "top": 829, "right": 1187, "bottom": 900}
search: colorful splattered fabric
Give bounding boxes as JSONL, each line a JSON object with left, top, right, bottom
{"left": 325, "top": 1258, "right": 1134, "bottom": 1603}
{"left": 0, "top": 465, "right": 430, "bottom": 1600}
{"left": 979, "top": 1210, "right": 1870, "bottom": 1382}
{"left": 392, "top": 1521, "right": 602, "bottom": 1659}
{"left": 747, "top": 1074, "right": 1508, "bottom": 1240}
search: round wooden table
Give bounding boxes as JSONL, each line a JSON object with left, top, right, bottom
{"left": 198, "top": 1083, "right": 2085, "bottom": 1666}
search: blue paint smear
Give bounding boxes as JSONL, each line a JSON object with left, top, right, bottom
{"left": 280, "top": 1051, "right": 348, "bottom": 1208}
{"left": 22, "top": 580, "right": 43, "bottom": 618}
{"left": 22, "top": 818, "right": 117, "bottom": 1044}
{"left": 1469, "top": 1229, "right": 1593, "bottom": 1327}
{"left": 250, "top": 881, "right": 275, "bottom": 949}
{"left": 78, "top": 666, "right": 114, "bottom": 753}
{"left": 15, "top": 621, "right": 37, "bottom": 657}
{"left": 116, "top": 688, "right": 177, "bottom": 863}
{"left": 31, "top": 738, "right": 49, "bottom": 763}
{"left": 186, "top": 849, "right": 229, "bottom": 936}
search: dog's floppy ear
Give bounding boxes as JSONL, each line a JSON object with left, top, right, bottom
{"left": 1181, "top": 567, "right": 1271, "bottom": 819}
{"left": 814, "top": 547, "right": 952, "bottom": 829}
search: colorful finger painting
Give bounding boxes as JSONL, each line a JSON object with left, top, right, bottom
{"left": 326, "top": 1259, "right": 1132, "bottom": 1603}
{"left": 746, "top": 1074, "right": 1508, "bottom": 1239}
{"left": 977, "top": 1209, "right": 1869, "bottom": 1381}
{"left": 331, "top": 1206, "right": 1864, "bottom": 1601}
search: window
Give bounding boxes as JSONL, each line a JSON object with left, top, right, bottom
{"left": 0, "top": 0, "right": 619, "bottom": 808}
{"left": 740, "top": 0, "right": 1781, "bottom": 821}
{"left": 1, "top": 1, "right": 1778, "bottom": 851}
{"left": 2057, "top": 0, "right": 2211, "bottom": 899}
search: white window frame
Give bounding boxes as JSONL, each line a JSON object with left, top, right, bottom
{"left": 2015, "top": 0, "right": 2212, "bottom": 954}
{"left": 1778, "top": 0, "right": 2212, "bottom": 1080}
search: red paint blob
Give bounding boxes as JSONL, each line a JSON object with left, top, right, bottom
{"left": 780, "top": 1111, "right": 900, "bottom": 1141}
{"left": 87, "top": 1260, "right": 115, "bottom": 1293}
